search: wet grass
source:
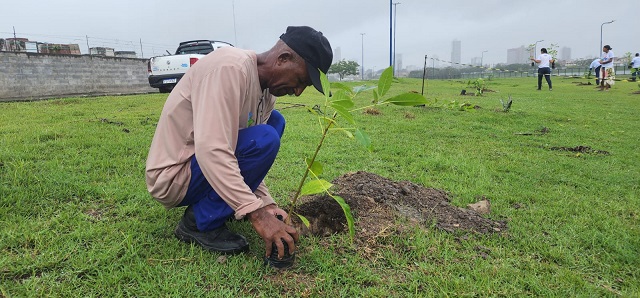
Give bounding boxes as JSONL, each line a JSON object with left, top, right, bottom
{"left": 1, "top": 76, "right": 639, "bottom": 296}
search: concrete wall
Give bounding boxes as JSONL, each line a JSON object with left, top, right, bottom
{"left": 0, "top": 51, "right": 156, "bottom": 101}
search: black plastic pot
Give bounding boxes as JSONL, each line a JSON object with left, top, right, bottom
{"left": 264, "top": 215, "right": 295, "bottom": 269}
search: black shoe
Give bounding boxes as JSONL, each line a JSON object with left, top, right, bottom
{"left": 174, "top": 206, "right": 249, "bottom": 254}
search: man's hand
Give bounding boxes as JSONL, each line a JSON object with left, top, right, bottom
{"left": 247, "top": 205, "right": 299, "bottom": 259}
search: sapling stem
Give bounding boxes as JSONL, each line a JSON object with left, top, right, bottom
{"left": 286, "top": 114, "right": 336, "bottom": 224}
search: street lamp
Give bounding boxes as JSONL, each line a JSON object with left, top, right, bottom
{"left": 534, "top": 40, "right": 544, "bottom": 57}
{"left": 600, "top": 20, "right": 615, "bottom": 58}
{"left": 232, "top": 0, "right": 238, "bottom": 45}
{"left": 530, "top": 40, "right": 543, "bottom": 66}
{"left": 392, "top": 2, "right": 401, "bottom": 77}
{"left": 360, "top": 33, "right": 365, "bottom": 81}
{"left": 389, "top": 0, "right": 392, "bottom": 68}
{"left": 480, "top": 50, "right": 488, "bottom": 67}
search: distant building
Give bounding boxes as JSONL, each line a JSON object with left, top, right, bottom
{"left": 470, "top": 57, "right": 481, "bottom": 67}
{"left": 451, "top": 39, "right": 461, "bottom": 67}
{"left": 4, "top": 38, "right": 29, "bottom": 52}
{"left": 333, "top": 47, "right": 341, "bottom": 63}
{"left": 39, "top": 43, "right": 81, "bottom": 55}
{"left": 507, "top": 46, "right": 528, "bottom": 65}
{"left": 90, "top": 47, "right": 115, "bottom": 57}
{"left": 115, "top": 51, "right": 137, "bottom": 58}
{"left": 560, "top": 47, "right": 571, "bottom": 61}
{"left": 1, "top": 37, "right": 80, "bottom": 54}
{"left": 396, "top": 53, "right": 403, "bottom": 72}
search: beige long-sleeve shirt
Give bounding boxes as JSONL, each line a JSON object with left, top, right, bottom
{"left": 145, "top": 47, "right": 277, "bottom": 219}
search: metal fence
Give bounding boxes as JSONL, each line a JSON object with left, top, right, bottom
{"left": 461, "top": 65, "right": 634, "bottom": 79}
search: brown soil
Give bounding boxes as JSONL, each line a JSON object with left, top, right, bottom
{"left": 292, "top": 171, "right": 507, "bottom": 248}
{"left": 550, "top": 145, "right": 610, "bottom": 155}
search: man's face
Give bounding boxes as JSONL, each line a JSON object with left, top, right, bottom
{"left": 603, "top": 47, "right": 609, "bottom": 53}
{"left": 269, "top": 55, "right": 312, "bottom": 97}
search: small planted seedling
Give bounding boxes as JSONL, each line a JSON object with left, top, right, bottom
{"left": 500, "top": 95, "right": 513, "bottom": 112}
{"left": 285, "top": 66, "right": 428, "bottom": 244}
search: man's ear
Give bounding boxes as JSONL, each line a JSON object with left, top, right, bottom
{"left": 277, "top": 51, "right": 294, "bottom": 65}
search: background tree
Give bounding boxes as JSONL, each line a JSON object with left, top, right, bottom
{"left": 329, "top": 60, "right": 360, "bottom": 81}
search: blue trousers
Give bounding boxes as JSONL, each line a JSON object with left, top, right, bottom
{"left": 178, "top": 110, "right": 285, "bottom": 232}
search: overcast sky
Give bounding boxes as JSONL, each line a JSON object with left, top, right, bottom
{"left": 2, "top": 0, "right": 638, "bottom": 69}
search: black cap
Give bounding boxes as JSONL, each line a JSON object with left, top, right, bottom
{"left": 604, "top": 45, "right": 612, "bottom": 50}
{"left": 280, "top": 26, "right": 333, "bottom": 94}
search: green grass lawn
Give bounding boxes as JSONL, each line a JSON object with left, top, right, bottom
{"left": 1, "top": 76, "right": 639, "bottom": 297}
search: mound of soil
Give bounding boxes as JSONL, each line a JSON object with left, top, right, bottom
{"left": 292, "top": 171, "right": 507, "bottom": 247}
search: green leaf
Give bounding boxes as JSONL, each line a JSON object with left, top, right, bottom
{"left": 305, "top": 158, "right": 323, "bottom": 176}
{"left": 329, "top": 90, "right": 351, "bottom": 103}
{"left": 355, "top": 128, "right": 373, "bottom": 152}
{"left": 378, "top": 66, "right": 393, "bottom": 97}
{"left": 330, "top": 102, "right": 355, "bottom": 125}
{"left": 331, "top": 98, "right": 355, "bottom": 109}
{"left": 300, "top": 179, "right": 333, "bottom": 196}
{"left": 331, "top": 83, "right": 353, "bottom": 95}
{"left": 331, "top": 128, "right": 354, "bottom": 139}
{"left": 320, "top": 70, "right": 330, "bottom": 100}
{"left": 383, "top": 92, "right": 428, "bottom": 106}
{"left": 353, "top": 85, "right": 376, "bottom": 95}
{"left": 296, "top": 213, "right": 311, "bottom": 228}
{"left": 329, "top": 195, "right": 355, "bottom": 243}
{"left": 372, "top": 89, "right": 379, "bottom": 104}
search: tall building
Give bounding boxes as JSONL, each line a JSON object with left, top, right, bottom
{"left": 507, "top": 45, "right": 528, "bottom": 65}
{"left": 451, "top": 39, "right": 461, "bottom": 68}
{"left": 396, "top": 53, "right": 403, "bottom": 72}
{"left": 470, "top": 57, "right": 481, "bottom": 66}
{"left": 560, "top": 47, "right": 571, "bottom": 61}
{"left": 333, "top": 47, "right": 341, "bottom": 62}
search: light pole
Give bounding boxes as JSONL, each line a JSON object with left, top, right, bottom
{"left": 600, "top": 20, "right": 615, "bottom": 58}
{"left": 232, "top": 0, "right": 238, "bottom": 45}
{"left": 360, "top": 33, "right": 365, "bottom": 81}
{"left": 534, "top": 40, "right": 544, "bottom": 57}
{"left": 389, "top": 0, "right": 392, "bottom": 68}
{"left": 392, "top": 2, "right": 401, "bottom": 77}
{"left": 480, "top": 50, "right": 488, "bottom": 67}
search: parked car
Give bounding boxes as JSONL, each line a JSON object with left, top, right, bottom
{"left": 147, "top": 40, "right": 233, "bottom": 93}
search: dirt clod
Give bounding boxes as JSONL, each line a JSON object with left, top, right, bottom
{"left": 293, "top": 171, "right": 507, "bottom": 247}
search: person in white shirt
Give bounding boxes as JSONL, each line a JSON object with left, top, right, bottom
{"left": 599, "top": 45, "right": 615, "bottom": 90}
{"left": 589, "top": 58, "right": 602, "bottom": 85}
{"left": 630, "top": 53, "right": 640, "bottom": 82}
{"left": 530, "top": 48, "right": 555, "bottom": 91}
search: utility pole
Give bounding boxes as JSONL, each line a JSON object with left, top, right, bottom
{"left": 139, "top": 38, "right": 144, "bottom": 58}
{"left": 360, "top": 33, "right": 365, "bottom": 80}
{"left": 389, "top": 0, "right": 392, "bottom": 68}
{"left": 12, "top": 26, "right": 17, "bottom": 51}
{"left": 232, "top": 0, "right": 238, "bottom": 46}
{"left": 392, "top": 2, "right": 401, "bottom": 77}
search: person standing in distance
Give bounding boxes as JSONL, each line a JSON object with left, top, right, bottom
{"left": 630, "top": 53, "right": 640, "bottom": 82}
{"left": 599, "top": 45, "right": 615, "bottom": 91}
{"left": 530, "top": 48, "right": 555, "bottom": 91}
{"left": 145, "top": 26, "right": 333, "bottom": 259}
{"left": 589, "top": 58, "right": 602, "bottom": 85}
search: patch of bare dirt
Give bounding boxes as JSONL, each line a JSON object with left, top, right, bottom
{"left": 550, "top": 145, "right": 610, "bottom": 155}
{"left": 292, "top": 171, "right": 507, "bottom": 248}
